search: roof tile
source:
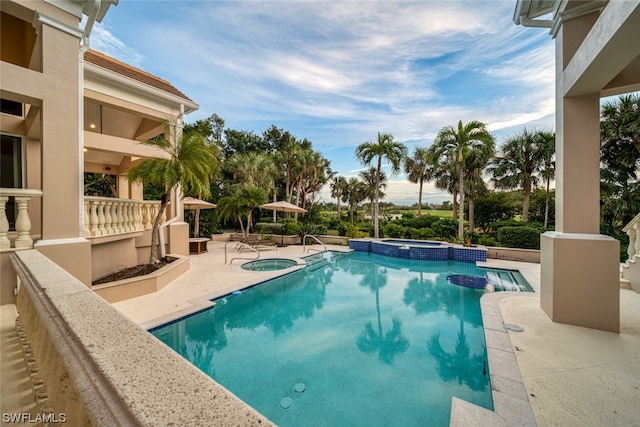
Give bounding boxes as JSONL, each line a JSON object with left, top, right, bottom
{"left": 84, "top": 50, "right": 193, "bottom": 102}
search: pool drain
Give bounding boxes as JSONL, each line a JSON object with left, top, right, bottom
{"left": 294, "top": 383, "right": 306, "bottom": 393}
{"left": 504, "top": 323, "right": 524, "bottom": 332}
{"left": 280, "top": 397, "right": 293, "bottom": 409}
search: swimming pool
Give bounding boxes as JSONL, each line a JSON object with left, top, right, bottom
{"left": 151, "top": 251, "right": 531, "bottom": 426}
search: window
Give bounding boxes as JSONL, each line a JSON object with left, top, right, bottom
{"left": 0, "top": 98, "right": 23, "bottom": 117}
{"left": 1, "top": 134, "right": 23, "bottom": 230}
{"left": 1, "top": 134, "right": 22, "bottom": 188}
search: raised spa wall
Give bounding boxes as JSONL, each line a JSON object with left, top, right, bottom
{"left": 349, "top": 239, "right": 488, "bottom": 263}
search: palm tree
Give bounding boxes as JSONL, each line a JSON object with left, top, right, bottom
{"left": 128, "top": 128, "right": 219, "bottom": 264}
{"left": 226, "top": 151, "right": 278, "bottom": 220}
{"left": 600, "top": 94, "right": 640, "bottom": 229}
{"left": 298, "top": 150, "right": 332, "bottom": 210}
{"left": 463, "top": 142, "right": 494, "bottom": 232}
{"left": 490, "top": 129, "right": 542, "bottom": 222}
{"left": 330, "top": 176, "right": 347, "bottom": 221}
{"left": 536, "top": 130, "right": 555, "bottom": 228}
{"left": 343, "top": 177, "right": 367, "bottom": 225}
{"left": 356, "top": 264, "right": 409, "bottom": 364}
{"left": 433, "top": 120, "right": 495, "bottom": 240}
{"left": 226, "top": 151, "right": 276, "bottom": 188}
{"left": 359, "top": 167, "right": 387, "bottom": 222}
{"left": 430, "top": 149, "right": 460, "bottom": 221}
{"left": 217, "top": 184, "right": 268, "bottom": 239}
{"left": 355, "top": 132, "right": 408, "bottom": 238}
{"left": 404, "top": 147, "right": 434, "bottom": 216}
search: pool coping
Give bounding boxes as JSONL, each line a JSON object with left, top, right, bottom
{"left": 450, "top": 263, "right": 539, "bottom": 426}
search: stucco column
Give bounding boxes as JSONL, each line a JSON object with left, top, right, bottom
{"left": 33, "top": 17, "right": 91, "bottom": 286}
{"left": 540, "top": 15, "right": 619, "bottom": 333}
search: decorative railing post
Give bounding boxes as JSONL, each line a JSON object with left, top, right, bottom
{"left": 0, "top": 195, "right": 10, "bottom": 249}
{"left": 0, "top": 189, "right": 42, "bottom": 250}
{"left": 104, "top": 201, "right": 114, "bottom": 235}
{"left": 14, "top": 197, "right": 34, "bottom": 248}
{"left": 142, "top": 204, "right": 150, "bottom": 229}
{"left": 97, "top": 201, "right": 106, "bottom": 236}
{"left": 82, "top": 201, "right": 91, "bottom": 238}
{"left": 622, "top": 213, "right": 640, "bottom": 263}
{"left": 89, "top": 200, "right": 99, "bottom": 237}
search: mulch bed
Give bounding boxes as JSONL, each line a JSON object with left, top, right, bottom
{"left": 92, "top": 258, "right": 173, "bottom": 286}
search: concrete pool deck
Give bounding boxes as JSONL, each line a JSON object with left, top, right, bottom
{"left": 3, "top": 240, "right": 639, "bottom": 425}
{"left": 112, "top": 241, "right": 640, "bottom": 426}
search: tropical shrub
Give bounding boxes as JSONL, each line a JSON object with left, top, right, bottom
{"left": 344, "top": 224, "right": 366, "bottom": 238}
{"left": 431, "top": 218, "right": 457, "bottom": 239}
{"left": 490, "top": 219, "right": 523, "bottom": 232}
{"left": 473, "top": 191, "right": 518, "bottom": 232}
{"left": 497, "top": 226, "right": 541, "bottom": 249}
{"left": 382, "top": 222, "right": 405, "bottom": 238}
{"left": 527, "top": 188, "right": 555, "bottom": 228}
{"left": 411, "top": 227, "right": 435, "bottom": 240}
{"left": 282, "top": 219, "right": 301, "bottom": 236}
{"left": 401, "top": 214, "right": 440, "bottom": 230}
{"left": 337, "top": 222, "right": 348, "bottom": 237}
{"left": 464, "top": 231, "right": 481, "bottom": 245}
{"left": 478, "top": 234, "right": 496, "bottom": 246}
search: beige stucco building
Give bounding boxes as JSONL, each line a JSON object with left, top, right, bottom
{"left": 1, "top": 0, "right": 639, "bottom": 425}
{"left": 514, "top": 0, "right": 640, "bottom": 333}
{"left": 1, "top": 0, "right": 196, "bottom": 305}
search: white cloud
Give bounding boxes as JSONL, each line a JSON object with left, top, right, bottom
{"left": 91, "top": 0, "right": 556, "bottom": 203}
{"left": 90, "top": 25, "right": 144, "bottom": 67}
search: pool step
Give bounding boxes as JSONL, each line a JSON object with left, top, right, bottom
{"left": 303, "top": 252, "right": 345, "bottom": 271}
{"left": 484, "top": 270, "right": 524, "bottom": 292}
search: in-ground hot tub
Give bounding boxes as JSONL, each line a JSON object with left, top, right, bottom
{"left": 350, "top": 238, "right": 487, "bottom": 263}
{"left": 241, "top": 258, "right": 298, "bottom": 272}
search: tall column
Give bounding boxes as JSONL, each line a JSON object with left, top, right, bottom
{"left": 540, "top": 14, "right": 619, "bottom": 333}
{"left": 33, "top": 15, "right": 91, "bottom": 286}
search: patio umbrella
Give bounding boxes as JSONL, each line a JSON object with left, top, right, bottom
{"left": 259, "top": 201, "right": 307, "bottom": 246}
{"left": 183, "top": 197, "right": 216, "bottom": 237}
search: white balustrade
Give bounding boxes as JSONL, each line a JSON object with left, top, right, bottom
{"left": 0, "top": 188, "right": 43, "bottom": 251}
{"left": 84, "top": 197, "right": 162, "bottom": 238}
{"left": 623, "top": 213, "right": 640, "bottom": 263}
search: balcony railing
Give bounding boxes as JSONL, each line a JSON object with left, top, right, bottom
{"left": 83, "top": 197, "right": 164, "bottom": 238}
{"left": 10, "top": 249, "right": 271, "bottom": 425}
{"left": 623, "top": 212, "right": 640, "bottom": 262}
{"left": 0, "top": 188, "right": 43, "bottom": 251}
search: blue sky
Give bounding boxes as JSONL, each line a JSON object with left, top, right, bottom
{"left": 91, "top": 0, "right": 556, "bottom": 205}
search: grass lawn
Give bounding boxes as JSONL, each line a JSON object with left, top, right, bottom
{"left": 379, "top": 209, "right": 454, "bottom": 219}
{"left": 421, "top": 209, "right": 454, "bottom": 218}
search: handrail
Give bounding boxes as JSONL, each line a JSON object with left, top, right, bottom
{"left": 0, "top": 188, "right": 43, "bottom": 250}
{"left": 83, "top": 197, "right": 163, "bottom": 238}
{"left": 303, "top": 234, "right": 326, "bottom": 253}
{"left": 225, "top": 240, "right": 260, "bottom": 264}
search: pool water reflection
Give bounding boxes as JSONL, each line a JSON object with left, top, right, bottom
{"left": 151, "top": 252, "right": 528, "bottom": 426}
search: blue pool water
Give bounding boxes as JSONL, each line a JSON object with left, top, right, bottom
{"left": 151, "top": 251, "right": 531, "bottom": 426}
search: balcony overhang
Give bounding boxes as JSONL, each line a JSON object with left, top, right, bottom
{"left": 84, "top": 131, "right": 170, "bottom": 165}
